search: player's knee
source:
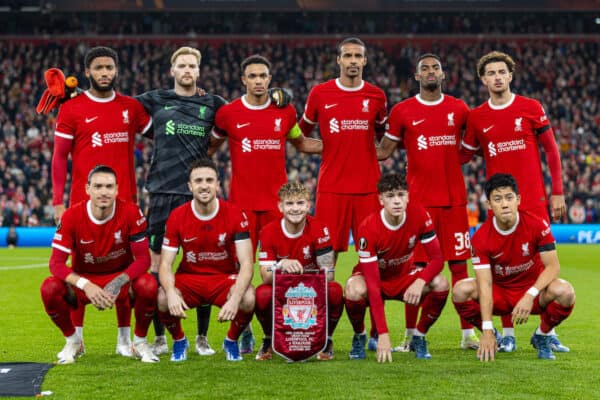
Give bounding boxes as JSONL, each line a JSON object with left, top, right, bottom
{"left": 431, "top": 274, "right": 449, "bottom": 292}
{"left": 239, "top": 285, "right": 256, "bottom": 312}
{"left": 132, "top": 274, "right": 158, "bottom": 301}
{"left": 452, "top": 278, "right": 476, "bottom": 302}
{"left": 157, "top": 287, "right": 168, "bottom": 312}
{"left": 40, "top": 277, "right": 66, "bottom": 304}
{"left": 344, "top": 277, "right": 366, "bottom": 301}
{"left": 255, "top": 284, "right": 273, "bottom": 312}
{"left": 549, "top": 279, "right": 576, "bottom": 307}
{"left": 328, "top": 281, "right": 344, "bottom": 303}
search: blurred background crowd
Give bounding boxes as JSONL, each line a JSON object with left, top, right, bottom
{"left": 0, "top": 11, "right": 598, "bottom": 227}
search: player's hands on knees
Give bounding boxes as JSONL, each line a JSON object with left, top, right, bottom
{"left": 377, "top": 333, "right": 393, "bottom": 363}
{"left": 281, "top": 259, "right": 303, "bottom": 274}
{"left": 166, "top": 289, "right": 189, "bottom": 318}
{"left": 218, "top": 299, "right": 239, "bottom": 322}
{"left": 512, "top": 295, "right": 534, "bottom": 325}
{"left": 477, "top": 330, "right": 497, "bottom": 362}
{"left": 103, "top": 273, "right": 129, "bottom": 296}
{"left": 403, "top": 278, "right": 425, "bottom": 305}
{"left": 83, "top": 282, "right": 116, "bottom": 310}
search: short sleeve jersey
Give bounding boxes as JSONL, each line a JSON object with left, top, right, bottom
{"left": 471, "top": 210, "right": 556, "bottom": 291}
{"left": 302, "top": 79, "right": 387, "bottom": 194}
{"left": 258, "top": 216, "right": 333, "bottom": 272}
{"left": 51, "top": 199, "right": 147, "bottom": 274}
{"left": 54, "top": 91, "right": 151, "bottom": 205}
{"left": 463, "top": 94, "right": 552, "bottom": 211}
{"left": 386, "top": 94, "right": 469, "bottom": 206}
{"left": 162, "top": 199, "right": 250, "bottom": 275}
{"left": 213, "top": 97, "right": 297, "bottom": 211}
{"left": 357, "top": 204, "right": 436, "bottom": 282}
{"left": 135, "top": 90, "right": 227, "bottom": 195}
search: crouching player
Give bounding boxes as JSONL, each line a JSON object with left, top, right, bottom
{"left": 157, "top": 159, "right": 255, "bottom": 362}
{"left": 41, "top": 165, "right": 158, "bottom": 364}
{"left": 344, "top": 173, "right": 449, "bottom": 361}
{"left": 453, "top": 173, "right": 575, "bottom": 361}
{"left": 254, "top": 182, "right": 343, "bottom": 360}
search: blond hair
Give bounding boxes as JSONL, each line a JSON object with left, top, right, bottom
{"left": 477, "top": 51, "right": 515, "bottom": 77}
{"left": 170, "top": 46, "right": 201, "bottom": 66}
{"left": 278, "top": 182, "right": 309, "bottom": 201}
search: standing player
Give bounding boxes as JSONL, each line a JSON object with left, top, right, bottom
{"left": 254, "top": 182, "right": 343, "bottom": 361}
{"left": 135, "top": 46, "right": 227, "bottom": 357}
{"left": 345, "top": 173, "right": 449, "bottom": 361}
{"left": 40, "top": 165, "right": 158, "bottom": 364}
{"left": 157, "top": 159, "right": 255, "bottom": 362}
{"left": 376, "top": 54, "right": 478, "bottom": 351}
{"left": 453, "top": 174, "right": 575, "bottom": 361}
{"left": 462, "top": 51, "right": 568, "bottom": 352}
{"left": 299, "top": 37, "right": 387, "bottom": 258}
{"left": 51, "top": 46, "right": 152, "bottom": 354}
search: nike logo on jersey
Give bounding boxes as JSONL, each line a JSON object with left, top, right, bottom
{"left": 491, "top": 251, "right": 504, "bottom": 259}
{"left": 183, "top": 237, "right": 197, "bottom": 243}
{"left": 455, "top": 249, "right": 469, "bottom": 256}
{"left": 412, "top": 119, "right": 425, "bottom": 126}
{"left": 164, "top": 105, "right": 177, "bottom": 110}
{"left": 80, "top": 239, "right": 94, "bottom": 244}
{"left": 85, "top": 116, "right": 98, "bottom": 123}
{"left": 324, "top": 103, "right": 337, "bottom": 109}
{"left": 483, "top": 125, "right": 494, "bottom": 133}
{"left": 236, "top": 123, "right": 251, "bottom": 129}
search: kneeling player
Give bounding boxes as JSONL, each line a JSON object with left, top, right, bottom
{"left": 453, "top": 173, "right": 575, "bottom": 361}
{"left": 345, "top": 173, "right": 449, "bottom": 362}
{"left": 41, "top": 165, "right": 158, "bottom": 364}
{"left": 254, "top": 183, "right": 343, "bottom": 361}
{"left": 157, "top": 159, "right": 255, "bottom": 362}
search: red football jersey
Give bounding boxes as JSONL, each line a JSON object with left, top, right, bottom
{"left": 386, "top": 94, "right": 469, "bottom": 206}
{"left": 162, "top": 199, "right": 250, "bottom": 275}
{"left": 471, "top": 210, "right": 556, "bottom": 291}
{"left": 463, "top": 94, "right": 552, "bottom": 211}
{"left": 54, "top": 91, "right": 151, "bottom": 205}
{"left": 302, "top": 79, "right": 387, "bottom": 194}
{"left": 356, "top": 204, "right": 436, "bottom": 282}
{"left": 51, "top": 199, "right": 148, "bottom": 274}
{"left": 258, "top": 216, "right": 333, "bottom": 272}
{"left": 214, "top": 97, "right": 297, "bottom": 211}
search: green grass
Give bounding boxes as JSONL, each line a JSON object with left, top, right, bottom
{"left": 1, "top": 245, "right": 599, "bottom": 399}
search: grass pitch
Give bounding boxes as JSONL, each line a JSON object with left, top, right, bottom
{"left": 1, "top": 244, "right": 599, "bottom": 399}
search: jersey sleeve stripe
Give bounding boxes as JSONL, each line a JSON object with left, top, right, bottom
{"left": 211, "top": 129, "right": 225, "bottom": 139}
{"left": 130, "top": 232, "right": 147, "bottom": 242}
{"left": 377, "top": 116, "right": 388, "bottom": 124}
{"left": 420, "top": 231, "right": 436, "bottom": 243}
{"left": 535, "top": 124, "right": 551, "bottom": 135}
{"left": 461, "top": 140, "right": 479, "bottom": 151}
{"left": 315, "top": 246, "right": 333, "bottom": 256}
{"left": 234, "top": 232, "right": 250, "bottom": 241}
{"left": 538, "top": 243, "right": 556, "bottom": 252}
{"left": 161, "top": 245, "right": 179, "bottom": 252}
{"left": 359, "top": 256, "right": 378, "bottom": 263}
{"left": 52, "top": 243, "right": 71, "bottom": 254}
{"left": 54, "top": 131, "right": 74, "bottom": 140}
{"left": 384, "top": 132, "right": 400, "bottom": 141}
{"left": 473, "top": 264, "right": 491, "bottom": 270}
{"left": 141, "top": 116, "right": 153, "bottom": 134}
{"left": 302, "top": 114, "right": 316, "bottom": 125}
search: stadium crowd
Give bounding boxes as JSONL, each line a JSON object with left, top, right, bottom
{"left": 0, "top": 39, "right": 598, "bottom": 227}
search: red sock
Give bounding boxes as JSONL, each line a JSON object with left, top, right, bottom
{"left": 453, "top": 299, "right": 482, "bottom": 330}
{"left": 70, "top": 305, "right": 85, "bottom": 328}
{"left": 115, "top": 284, "right": 132, "bottom": 328}
{"left": 227, "top": 310, "right": 254, "bottom": 340}
{"left": 255, "top": 284, "right": 273, "bottom": 337}
{"left": 405, "top": 303, "right": 419, "bottom": 330}
{"left": 345, "top": 297, "right": 367, "bottom": 334}
{"left": 158, "top": 310, "right": 184, "bottom": 341}
{"left": 327, "top": 281, "right": 344, "bottom": 337}
{"left": 417, "top": 290, "right": 448, "bottom": 334}
{"left": 40, "top": 277, "right": 76, "bottom": 337}
{"left": 132, "top": 274, "right": 157, "bottom": 337}
{"left": 501, "top": 314, "right": 513, "bottom": 329}
{"left": 448, "top": 261, "right": 474, "bottom": 329}
{"left": 540, "top": 301, "right": 574, "bottom": 333}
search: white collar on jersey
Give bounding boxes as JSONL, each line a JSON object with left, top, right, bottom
{"left": 84, "top": 90, "right": 116, "bottom": 103}
{"left": 335, "top": 78, "right": 364, "bottom": 92}
{"left": 241, "top": 95, "right": 271, "bottom": 110}
{"left": 487, "top": 93, "right": 515, "bottom": 110}
{"left": 86, "top": 200, "right": 116, "bottom": 225}
{"left": 415, "top": 93, "right": 444, "bottom": 106}
{"left": 493, "top": 211, "right": 520, "bottom": 236}
{"left": 191, "top": 199, "right": 219, "bottom": 221}
{"left": 380, "top": 208, "right": 406, "bottom": 231}
{"left": 280, "top": 218, "right": 305, "bottom": 239}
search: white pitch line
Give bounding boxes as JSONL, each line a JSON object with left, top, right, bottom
{"left": 0, "top": 263, "right": 48, "bottom": 271}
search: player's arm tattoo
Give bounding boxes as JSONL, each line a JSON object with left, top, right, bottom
{"left": 104, "top": 273, "right": 130, "bottom": 296}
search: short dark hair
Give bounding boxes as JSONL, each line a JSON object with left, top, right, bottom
{"left": 188, "top": 158, "right": 218, "bottom": 179}
{"left": 337, "top": 37, "right": 366, "bottom": 55}
{"left": 87, "top": 164, "right": 116, "bottom": 184}
{"left": 377, "top": 173, "right": 407, "bottom": 193}
{"left": 241, "top": 55, "right": 271, "bottom": 75}
{"left": 85, "top": 46, "right": 119, "bottom": 69}
{"left": 485, "top": 173, "right": 519, "bottom": 199}
{"left": 416, "top": 53, "right": 442, "bottom": 69}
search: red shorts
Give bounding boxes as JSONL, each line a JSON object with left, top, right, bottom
{"left": 492, "top": 284, "right": 543, "bottom": 316}
{"left": 351, "top": 263, "right": 423, "bottom": 302}
{"left": 414, "top": 206, "right": 470, "bottom": 263}
{"left": 245, "top": 208, "right": 282, "bottom": 251}
{"left": 315, "top": 192, "right": 379, "bottom": 252}
{"left": 174, "top": 273, "right": 238, "bottom": 308}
